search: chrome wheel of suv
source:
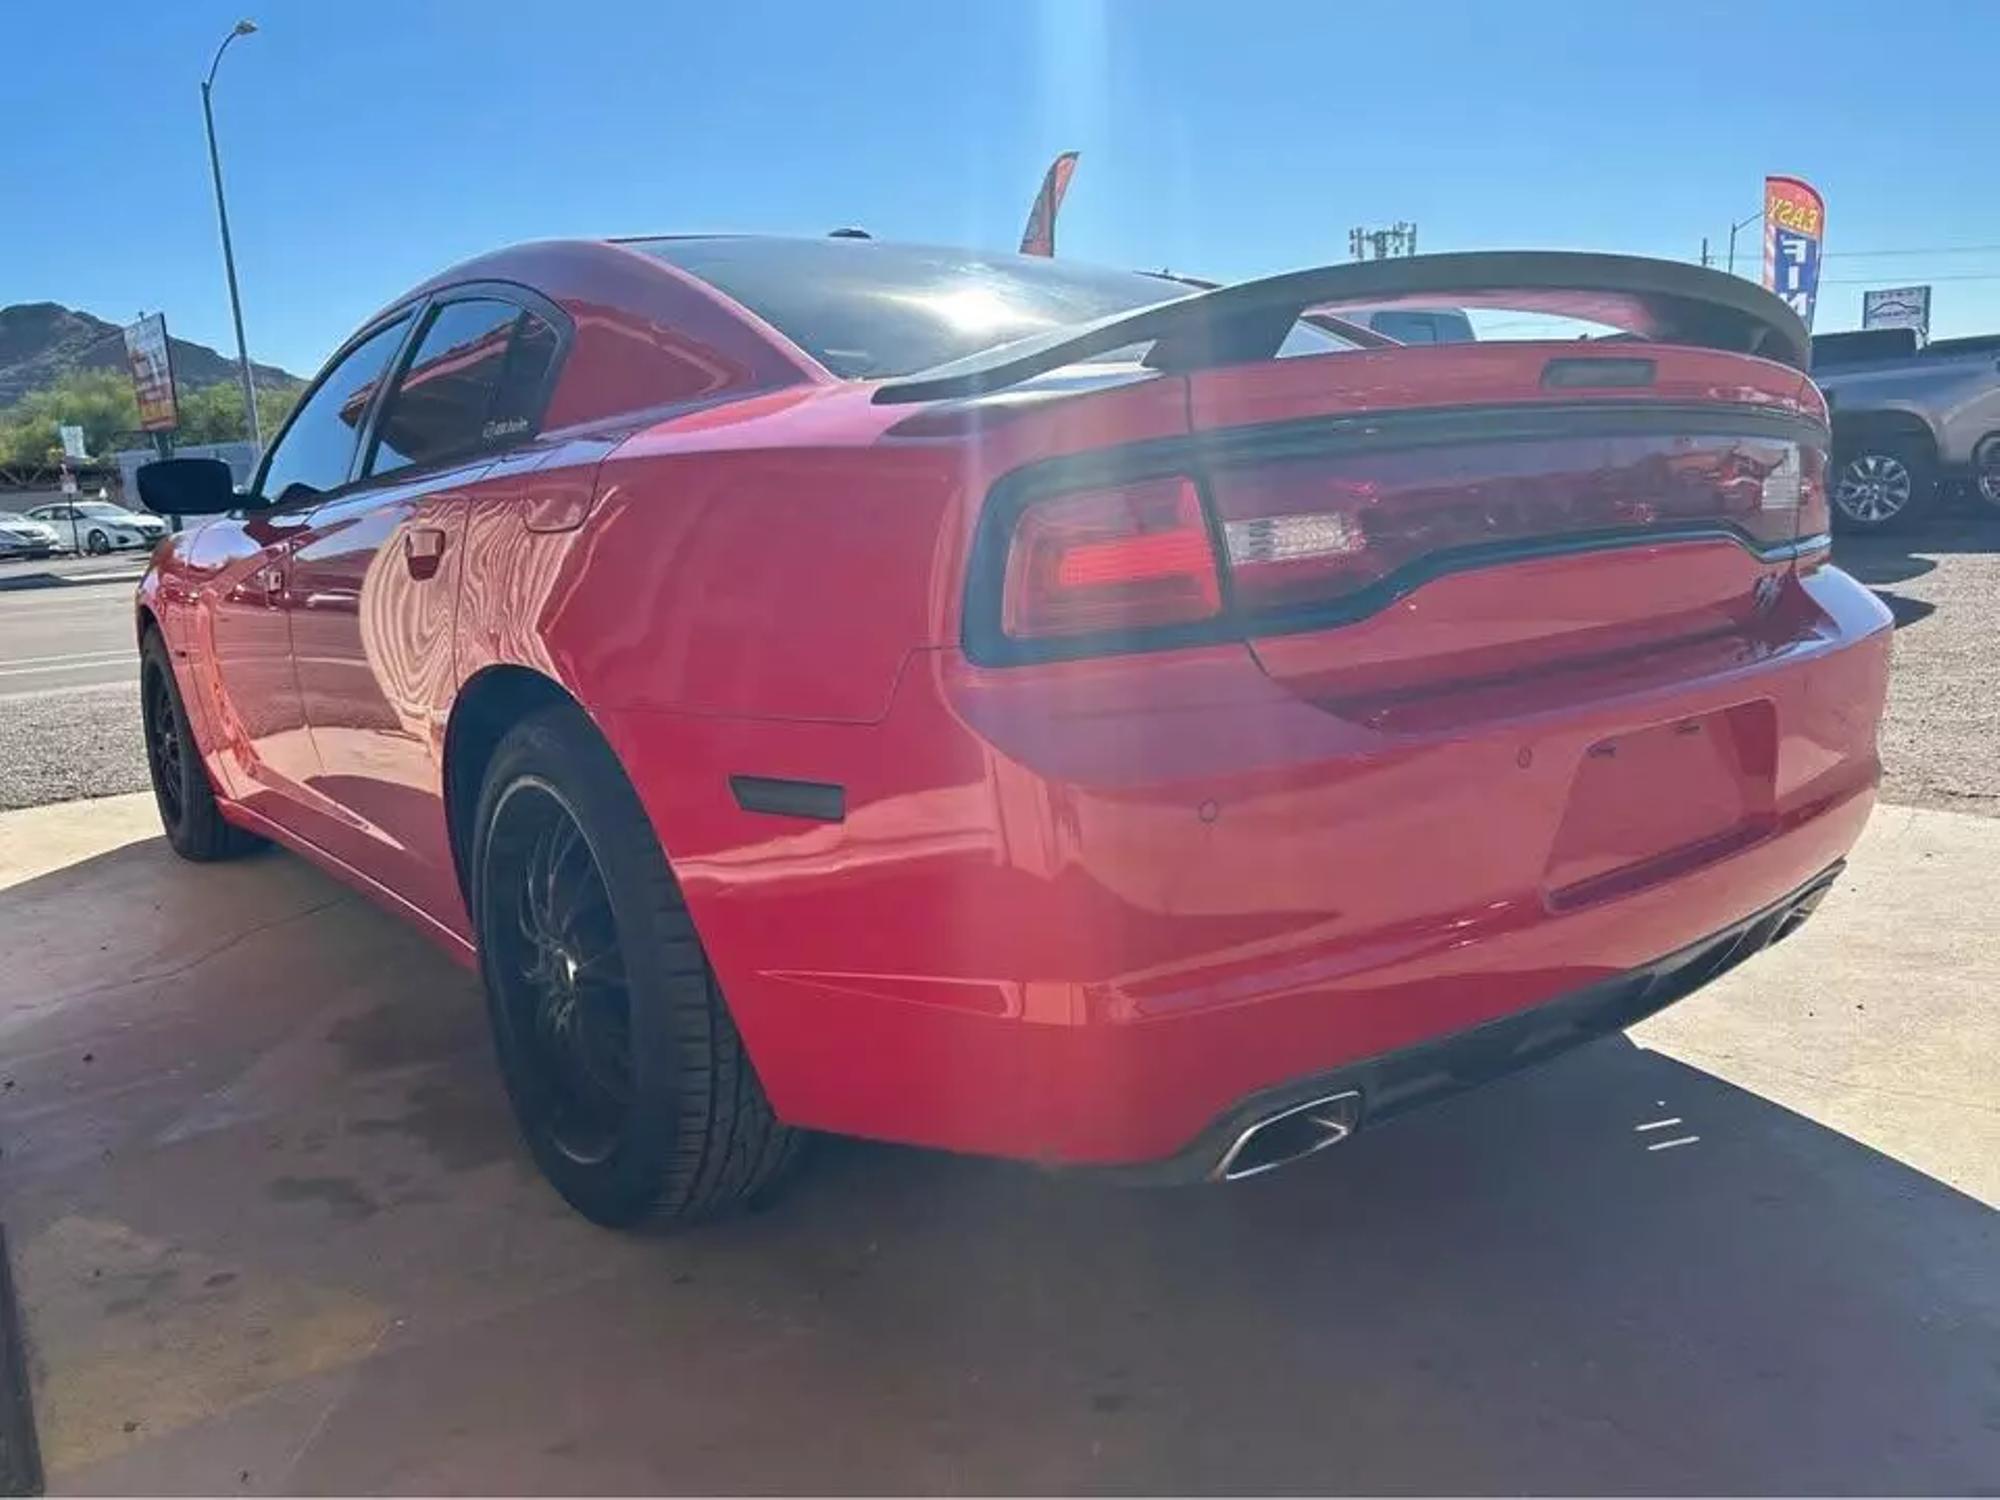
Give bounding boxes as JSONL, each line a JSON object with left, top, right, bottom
{"left": 1833, "top": 452, "right": 1914, "bottom": 527}
{"left": 1976, "top": 451, "right": 2000, "bottom": 512}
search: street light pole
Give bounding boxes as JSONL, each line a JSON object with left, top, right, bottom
{"left": 1725, "top": 208, "right": 1764, "bottom": 278}
{"left": 202, "top": 20, "right": 262, "bottom": 452}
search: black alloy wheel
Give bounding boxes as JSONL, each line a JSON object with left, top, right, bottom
{"left": 138, "top": 628, "right": 263, "bottom": 861}
{"left": 482, "top": 778, "right": 634, "bottom": 1166}
{"left": 143, "top": 658, "right": 186, "bottom": 828}
{"left": 470, "top": 705, "right": 801, "bottom": 1228}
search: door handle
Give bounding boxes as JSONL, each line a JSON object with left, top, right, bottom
{"left": 404, "top": 526, "right": 448, "bottom": 581}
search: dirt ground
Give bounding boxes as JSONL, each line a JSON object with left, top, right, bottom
{"left": 1835, "top": 504, "right": 2000, "bottom": 817}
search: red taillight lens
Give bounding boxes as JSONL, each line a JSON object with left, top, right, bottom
{"left": 1795, "top": 444, "right": 1831, "bottom": 567}
{"left": 1209, "top": 434, "right": 1817, "bottom": 617}
{"left": 1001, "top": 476, "right": 1222, "bottom": 640}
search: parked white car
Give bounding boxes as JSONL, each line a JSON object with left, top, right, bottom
{"left": 25, "top": 501, "right": 168, "bottom": 554}
{"left": 0, "top": 511, "right": 63, "bottom": 559}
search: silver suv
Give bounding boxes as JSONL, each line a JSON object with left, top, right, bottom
{"left": 1811, "top": 328, "right": 2000, "bottom": 531}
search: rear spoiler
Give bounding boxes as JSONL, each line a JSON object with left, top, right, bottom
{"left": 871, "top": 251, "right": 1810, "bottom": 405}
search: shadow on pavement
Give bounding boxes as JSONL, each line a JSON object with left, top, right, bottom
{"left": 1834, "top": 505, "right": 1999, "bottom": 583}
{"left": 1868, "top": 589, "right": 1939, "bottom": 629}
{"left": 1833, "top": 508, "right": 1994, "bottom": 637}
{"left": 3, "top": 837, "right": 1996, "bottom": 1495}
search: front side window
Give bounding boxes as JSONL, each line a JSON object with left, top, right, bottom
{"left": 259, "top": 316, "right": 410, "bottom": 505}
{"left": 368, "top": 299, "right": 558, "bottom": 476}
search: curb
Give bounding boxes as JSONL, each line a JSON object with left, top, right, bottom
{"left": 0, "top": 571, "right": 144, "bottom": 594}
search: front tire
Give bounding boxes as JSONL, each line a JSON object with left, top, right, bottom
{"left": 86, "top": 529, "right": 110, "bottom": 555}
{"left": 1830, "top": 439, "right": 1937, "bottom": 532}
{"left": 140, "top": 630, "right": 264, "bottom": 861}
{"left": 471, "top": 705, "right": 800, "bottom": 1228}
{"left": 1974, "top": 442, "right": 2000, "bottom": 514}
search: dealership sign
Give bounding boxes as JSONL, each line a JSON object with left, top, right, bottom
{"left": 1762, "top": 175, "right": 1825, "bottom": 330}
{"left": 123, "top": 313, "right": 179, "bottom": 432}
{"left": 1863, "top": 285, "right": 1931, "bottom": 340}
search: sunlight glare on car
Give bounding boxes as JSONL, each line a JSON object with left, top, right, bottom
{"left": 887, "top": 284, "right": 1057, "bottom": 337}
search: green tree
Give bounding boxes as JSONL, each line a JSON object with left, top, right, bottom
{"left": 0, "top": 372, "right": 303, "bottom": 465}
{"left": 174, "top": 379, "right": 303, "bottom": 444}
{"left": 0, "top": 368, "right": 139, "bottom": 465}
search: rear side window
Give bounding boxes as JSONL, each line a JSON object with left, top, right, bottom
{"left": 367, "top": 299, "right": 561, "bottom": 477}
{"left": 260, "top": 316, "right": 410, "bottom": 504}
{"left": 636, "top": 237, "right": 1181, "bottom": 379}
{"left": 1368, "top": 311, "right": 1442, "bottom": 345}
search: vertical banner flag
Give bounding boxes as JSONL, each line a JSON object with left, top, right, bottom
{"left": 1762, "top": 176, "right": 1825, "bottom": 330}
{"left": 1019, "top": 151, "right": 1080, "bottom": 257}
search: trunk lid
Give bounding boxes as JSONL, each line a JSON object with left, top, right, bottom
{"left": 1180, "top": 342, "right": 1826, "bottom": 704}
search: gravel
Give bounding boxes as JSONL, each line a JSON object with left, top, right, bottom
{"left": 0, "top": 683, "right": 148, "bottom": 811}
{"left": 1835, "top": 506, "right": 2000, "bottom": 819}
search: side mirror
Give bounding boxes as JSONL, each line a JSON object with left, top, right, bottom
{"left": 136, "top": 457, "right": 247, "bottom": 516}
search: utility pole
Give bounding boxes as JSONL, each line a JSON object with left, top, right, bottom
{"left": 1725, "top": 208, "right": 1763, "bottom": 278}
{"left": 202, "top": 20, "right": 262, "bottom": 452}
{"left": 1700, "top": 236, "right": 1712, "bottom": 268}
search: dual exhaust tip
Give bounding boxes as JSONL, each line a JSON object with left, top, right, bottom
{"left": 1212, "top": 1090, "right": 1361, "bottom": 1182}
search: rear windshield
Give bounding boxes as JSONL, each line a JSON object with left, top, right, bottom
{"left": 634, "top": 237, "right": 1192, "bottom": 379}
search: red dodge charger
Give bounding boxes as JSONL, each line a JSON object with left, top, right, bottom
{"left": 136, "top": 236, "right": 1891, "bottom": 1226}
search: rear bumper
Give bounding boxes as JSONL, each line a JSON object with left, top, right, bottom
{"left": 1100, "top": 860, "right": 1841, "bottom": 1184}
{"left": 611, "top": 564, "right": 1891, "bottom": 1169}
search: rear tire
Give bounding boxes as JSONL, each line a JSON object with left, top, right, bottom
{"left": 470, "top": 704, "right": 801, "bottom": 1229}
{"left": 140, "top": 629, "right": 264, "bottom": 861}
{"left": 1830, "top": 438, "right": 1937, "bottom": 532}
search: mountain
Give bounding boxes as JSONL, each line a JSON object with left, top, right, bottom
{"left": 0, "top": 302, "right": 301, "bottom": 409}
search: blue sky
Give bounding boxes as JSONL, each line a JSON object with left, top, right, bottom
{"left": 4, "top": 0, "right": 1995, "bottom": 378}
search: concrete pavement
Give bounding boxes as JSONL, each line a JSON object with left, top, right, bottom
{"left": 0, "top": 793, "right": 1994, "bottom": 1494}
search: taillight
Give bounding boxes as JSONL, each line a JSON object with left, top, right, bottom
{"left": 1794, "top": 444, "right": 1832, "bottom": 569}
{"left": 973, "top": 429, "right": 1830, "bottom": 663}
{"left": 1000, "top": 476, "right": 1222, "bottom": 641}
{"left": 1209, "top": 435, "right": 1817, "bottom": 617}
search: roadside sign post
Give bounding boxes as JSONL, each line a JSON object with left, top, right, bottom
{"left": 59, "top": 467, "right": 80, "bottom": 553}
{"left": 1863, "top": 285, "right": 1932, "bottom": 342}
{"left": 124, "top": 313, "right": 183, "bottom": 532}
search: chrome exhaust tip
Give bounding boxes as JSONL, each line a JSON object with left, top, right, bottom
{"left": 1212, "top": 1089, "right": 1361, "bottom": 1182}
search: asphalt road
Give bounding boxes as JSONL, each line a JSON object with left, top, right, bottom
{"left": 0, "top": 576, "right": 146, "bottom": 811}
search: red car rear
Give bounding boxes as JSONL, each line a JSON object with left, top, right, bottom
{"left": 136, "top": 237, "right": 1890, "bottom": 1225}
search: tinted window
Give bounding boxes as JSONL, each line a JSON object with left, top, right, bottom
{"left": 369, "top": 299, "right": 559, "bottom": 476}
{"left": 1811, "top": 328, "right": 1919, "bottom": 368}
{"left": 1277, "top": 321, "right": 1360, "bottom": 357}
{"left": 261, "top": 317, "right": 409, "bottom": 504}
{"left": 1368, "top": 311, "right": 1441, "bottom": 345}
{"left": 636, "top": 238, "right": 1184, "bottom": 379}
